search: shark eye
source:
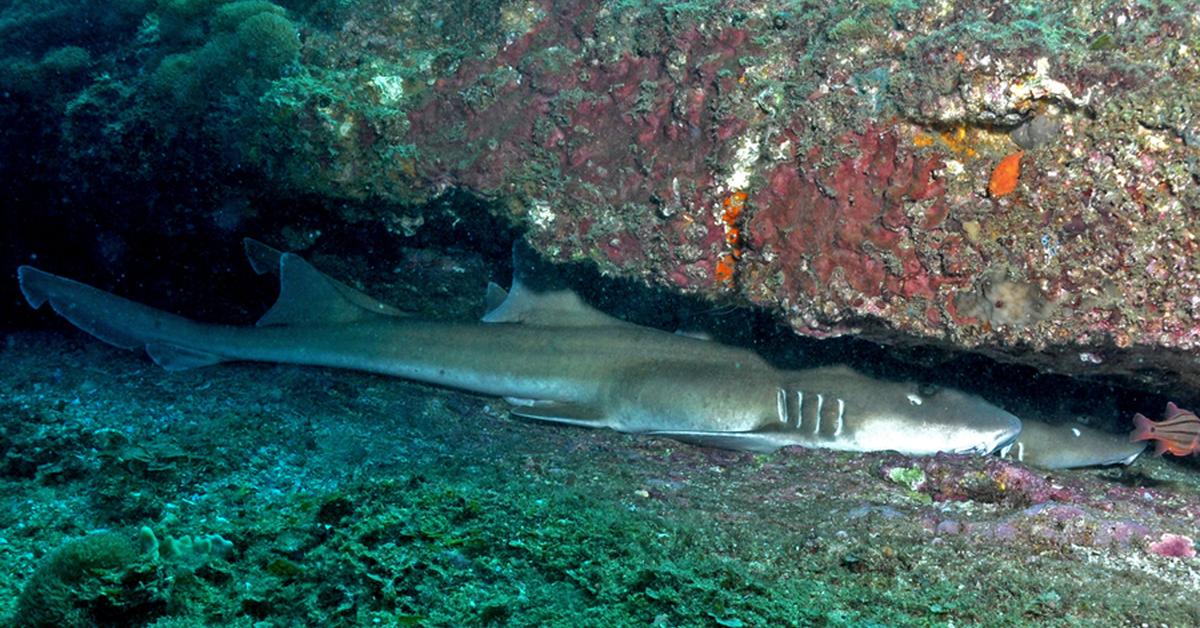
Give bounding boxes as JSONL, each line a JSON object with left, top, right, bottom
{"left": 917, "top": 383, "right": 941, "bottom": 397}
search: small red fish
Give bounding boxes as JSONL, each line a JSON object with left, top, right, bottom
{"left": 1130, "top": 402, "right": 1200, "bottom": 456}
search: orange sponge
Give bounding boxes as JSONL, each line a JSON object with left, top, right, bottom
{"left": 988, "top": 151, "right": 1023, "bottom": 198}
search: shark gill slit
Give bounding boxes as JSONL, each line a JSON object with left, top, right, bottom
{"left": 834, "top": 398, "right": 845, "bottom": 436}
{"left": 776, "top": 388, "right": 787, "bottom": 425}
{"left": 795, "top": 391, "right": 804, "bottom": 430}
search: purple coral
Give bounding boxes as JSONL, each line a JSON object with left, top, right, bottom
{"left": 1148, "top": 533, "right": 1196, "bottom": 559}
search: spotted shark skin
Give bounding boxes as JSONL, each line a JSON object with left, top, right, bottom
{"left": 18, "top": 239, "right": 1026, "bottom": 458}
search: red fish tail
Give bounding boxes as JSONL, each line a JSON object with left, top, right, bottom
{"left": 1130, "top": 413, "right": 1155, "bottom": 443}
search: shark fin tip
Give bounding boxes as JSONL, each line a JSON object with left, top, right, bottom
{"left": 509, "top": 402, "right": 605, "bottom": 426}
{"left": 243, "top": 238, "right": 284, "bottom": 276}
{"left": 16, "top": 265, "right": 51, "bottom": 308}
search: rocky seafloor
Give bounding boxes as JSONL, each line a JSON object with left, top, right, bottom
{"left": 2, "top": 247, "right": 1200, "bottom": 626}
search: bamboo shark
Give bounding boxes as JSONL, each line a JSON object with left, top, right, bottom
{"left": 16, "top": 238, "right": 1030, "bottom": 457}
{"left": 1002, "top": 418, "right": 1145, "bottom": 469}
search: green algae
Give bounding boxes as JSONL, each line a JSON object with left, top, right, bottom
{"left": 149, "top": 0, "right": 300, "bottom": 104}
{"left": 886, "top": 465, "right": 932, "bottom": 503}
{"left": 12, "top": 531, "right": 154, "bottom": 627}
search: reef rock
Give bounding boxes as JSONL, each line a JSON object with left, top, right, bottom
{"left": 8, "top": 0, "right": 1200, "bottom": 394}
{"left": 250, "top": 1, "right": 1200, "bottom": 394}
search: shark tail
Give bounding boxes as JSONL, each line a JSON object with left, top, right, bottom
{"left": 17, "top": 266, "right": 225, "bottom": 370}
{"left": 19, "top": 239, "right": 405, "bottom": 372}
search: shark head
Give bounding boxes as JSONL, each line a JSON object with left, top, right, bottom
{"left": 998, "top": 418, "right": 1146, "bottom": 469}
{"left": 631, "top": 364, "right": 1023, "bottom": 456}
{"left": 839, "top": 378, "right": 1023, "bottom": 456}
{"left": 746, "top": 366, "right": 1023, "bottom": 456}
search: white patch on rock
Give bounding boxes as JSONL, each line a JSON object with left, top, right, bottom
{"left": 370, "top": 75, "right": 405, "bottom": 105}
{"left": 725, "top": 134, "right": 761, "bottom": 192}
{"left": 530, "top": 199, "right": 556, "bottom": 230}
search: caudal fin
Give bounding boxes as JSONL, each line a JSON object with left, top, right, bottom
{"left": 17, "top": 266, "right": 223, "bottom": 370}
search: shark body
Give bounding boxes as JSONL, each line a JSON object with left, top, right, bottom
{"left": 18, "top": 239, "right": 1026, "bottom": 457}
{"left": 1002, "top": 418, "right": 1145, "bottom": 469}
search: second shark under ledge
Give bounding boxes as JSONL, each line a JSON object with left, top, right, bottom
{"left": 16, "top": 239, "right": 1142, "bottom": 466}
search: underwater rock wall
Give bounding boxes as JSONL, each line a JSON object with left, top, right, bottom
{"left": 4, "top": 0, "right": 1200, "bottom": 392}
{"left": 264, "top": 1, "right": 1200, "bottom": 392}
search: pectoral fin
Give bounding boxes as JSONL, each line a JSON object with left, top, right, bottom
{"left": 509, "top": 402, "right": 607, "bottom": 427}
{"left": 644, "top": 429, "right": 789, "bottom": 453}
{"left": 145, "top": 343, "right": 223, "bottom": 371}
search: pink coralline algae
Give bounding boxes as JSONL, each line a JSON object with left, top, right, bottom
{"left": 744, "top": 123, "right": 952, "bottom": 320}
{"left": 914, "top": 455, "right": 1074, "bottom": 507}
{"left": 967, "top": 505, "right": 1155, "bottom": 551}
{"left": 1148, "top": 533, "right": 1196, "bottom": 559}
{"left": 407, "top": 16, "right": 756, "bottom": 290}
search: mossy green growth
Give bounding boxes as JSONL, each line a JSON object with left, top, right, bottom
{"left": 213, "top": 0, "right": 286, "bottom": 32}
{"left": 157, "top": 0, "right": 226, "bottom": 19}
{"left": 0, "top": 47, "right": 93, "bottom": 97}
{"left": 154, "top": 0, "right": 299, "bottom": 81}
{"left": 829, "top": 17, "right": 878, "bottom": 42}
{"left": 235, "top": 12, "right": 301, "bottom": 75}
{"left": 156, "top": 0, "right": 227, "bottom": 44}
{"left": 149, "top": 1, "right": 298, "bottom": 106}
{"left": 39, "top": 46, "right": 92, "bottom": 76}
{"left": 11, "top": 531, "right": 162, "bottom": 627}
{"left": 0, "top": 58, "right": 45, "bottom": 95}
{"left": 887, "top": 465, "right": 926, "bottom": 491}
{"left": 149, "top": 51, "right": 203, "bottom": 102}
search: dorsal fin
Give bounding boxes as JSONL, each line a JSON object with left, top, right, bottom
{"left": 243, "top": 238, "right": 283, "bottom": 276}
{"left": 484, "top": 282, "right": 508, "bottom": 314}
{"left": 481, "top": 277, "right": 625, "bottom": 327}
{"left": 481, "top": 240, "right": 627, "bottom": 327}
{"left": 245, "top": 239, "right": 404, "bottom": 326}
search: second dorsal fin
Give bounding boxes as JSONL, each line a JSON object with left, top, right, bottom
{"left": 480, "top": 240, "right": 628, "bottom": 328}
{"left": 244, "top": 238, "right": 404, "bottom": 326}
{"left": 480, "top": 279, "right": 620, "bottom": 327}
{"left": 481, "top": 277, "right": 627, "bottom": 327}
